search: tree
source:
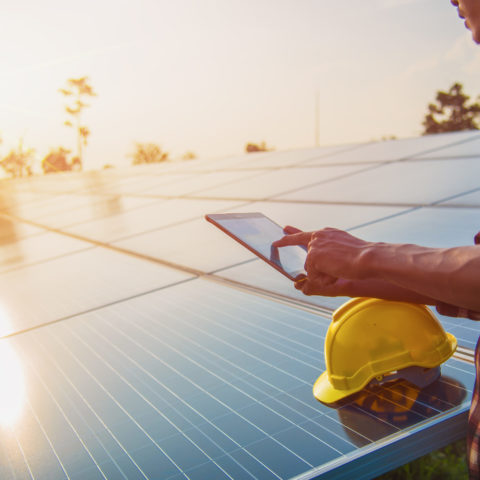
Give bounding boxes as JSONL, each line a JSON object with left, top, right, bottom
{"left": 245, "top": 141, "right": 273, "bottom": 153}
{"left": 130, "top": 143, "right": 169, "bottom": 165}
{"left": 41, "top": 147, "right": 81, "bottom": 174}
{"left": 59, "top": 76, "right": 97, "bottom": 169}
{"left": 422, "top": 82, "right": 480, "bottom": 135}
{"left": 0, "top": 140, "right": 34, "bottom": 178}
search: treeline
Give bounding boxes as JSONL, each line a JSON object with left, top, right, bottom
{"left": 1, "top": 82, "right": 479, "bottom": 178}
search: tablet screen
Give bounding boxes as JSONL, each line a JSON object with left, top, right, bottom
{"left": 206, "top": 213, "right": 307, "bottom": 280}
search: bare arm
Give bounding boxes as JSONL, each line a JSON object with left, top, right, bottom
{"left": 274, "top": 227, "right": 480, "bottom": 314}
{"left": 362, "top": 242, "right": 480, "bottom": 311}
{"left": 311, "top": 277, "right": 438, "bottom": 304}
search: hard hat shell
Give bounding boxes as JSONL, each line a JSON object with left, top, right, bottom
{"left": 313, "top": 298, "right": 457, "bottom": 404}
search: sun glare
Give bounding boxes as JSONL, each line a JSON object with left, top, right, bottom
{"left": 0, "top": 341, "right": 25, "bottom": 428}
{"left": 0, "top": 304, "right": 25, "bottom": 427}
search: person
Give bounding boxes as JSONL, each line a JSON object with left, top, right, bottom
{"left": 274, "top": 226, "right": 480, "bottom": 318}
{"left": 273, "top": 1, "right": 480, "bottom": 476}
{"left": 452, "top": 0, "right": 480, "bottom": 44}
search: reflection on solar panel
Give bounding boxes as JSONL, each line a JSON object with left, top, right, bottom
{"left": 0, "top": 130, "right": 478, "bottom": 479}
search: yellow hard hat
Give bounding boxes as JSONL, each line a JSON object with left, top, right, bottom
{"left": 313, "top": 298, "right": 457, "bottom": 404}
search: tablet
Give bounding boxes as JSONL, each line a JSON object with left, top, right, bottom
{"left": 205, "top": 212, "right": 307, "bottom": 280}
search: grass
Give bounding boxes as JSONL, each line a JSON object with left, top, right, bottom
{"left": 375, "top": 439, "right": 468, "bottom": 480}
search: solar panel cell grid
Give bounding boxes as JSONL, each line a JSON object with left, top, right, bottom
{"left": 0, "top": 248, "right": 192, "bottom": 336}
{"left": 0, "top": 216, "right": 45, "bottom": 243}
{"left": 441, "top": 188, "right": 480, "bottom": 207}
{"left": 0, "top": 280, "right": 472, "bottom": 480}
{"left": 13, "top": 194, "right": 105, "bottom": 220}
{"left": 414, "top": 135, "right": 480, "bottom": 159}
{"left": 99, "top": 173, "right": 199, "bottom": 197}
{"left": 35, "top": 196, "right": 158, "bottom": 230}
{"left": 229, "top": 202, "right": 408, "bottom": 232}
{"left": 0, "top": 231, "right": 91, "bottom": 274}
{"left": 223, "top": 145, "right": 358, "bottom": 170}
{"left": 67, "top": 198, "right": 244, "bottom": 244}
{"left": 141, "top": 170, "right": 258, "bottom": 197}
{"left": 0, "top": 132, "right": 478, "bottom": 479}
{"left": 195, "top": 165, "right": 366, "bottom": 200}
{"left": 301, "top": 131, "right": 478, "bottom": 166}
{"left": 277, "top": 157, "right": 480, "bottom": 205}
{"left": 350, "top": 206, "right": 480, "bottom": 248}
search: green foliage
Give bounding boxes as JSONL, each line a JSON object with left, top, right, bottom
{"left": 376, "top": 439, "right": 468, "bottom": 480}
{"left": 131, "top": 143, "right": 169, "bottom": 165}
{"left": 0, "top": 142, "right": 34, "bottom": 178}
{"left": 423, "top": 82, "right": 480, "bottom": 135}
{"left": 245, "top": 141, "right": 273, "bottom": 153}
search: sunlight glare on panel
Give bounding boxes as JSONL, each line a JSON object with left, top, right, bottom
{"left": 0, "top": 304, "right": 14, "bottom": 339}
{"left": 0, "top": 341, "right": 25, "bottom": 428}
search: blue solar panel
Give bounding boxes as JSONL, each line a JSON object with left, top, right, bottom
{"left": 0, "top": 280, "right": 472, "bottom": 480}
{"left": 276, "top": 157, "right": 480, "bottom": 205}
{"left": 0, "top": 248, "right": 192, "bottom": 337}
{"left": 0, "top": 132, "right": 478, "bottom": 479}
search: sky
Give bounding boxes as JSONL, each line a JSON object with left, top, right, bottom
{"left": 0, "top": 0, "right": 479, "bottom": 171}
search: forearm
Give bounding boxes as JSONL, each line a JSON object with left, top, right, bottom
{"left": 339, "top": 278, "right": 438, "bottom": 305}
{"left": 361, "top": 243, "right": 480, "bottom": 311}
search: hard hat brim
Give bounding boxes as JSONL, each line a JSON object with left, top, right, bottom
{"left": 313, "top": 371, "right": 358, "bottom": 404}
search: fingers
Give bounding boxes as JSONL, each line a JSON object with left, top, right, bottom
{"left": 294, "top": 274, "right": 307, "bottom": 290}
{"left": 294, "top": 274, "right": 337, "bottom": 295}
{"left": 435, "top": 302, "right": 462, "bottom": 317}
{"left": 273, "top": 226, "right": 348, "bottom": 247}
{"left": 436, "top": 302, "right": 480, "bottom": 321}
{"left": 272, "top": 231, "right": 312, "bottom": 248}
{"left": 283, "top": 225, "right": 302, "bottom": 235}
{"left": 467, "top": 311, "right": 480, "bottom": 321}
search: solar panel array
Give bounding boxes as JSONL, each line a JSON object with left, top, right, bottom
{"left": 0, "top": 130, "right": 478, "bottom": 479}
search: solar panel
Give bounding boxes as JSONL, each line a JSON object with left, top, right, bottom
{"left": 141, "top": 171, "right": 260, "bottom": 197}
{"left": 0, "top": 216, "right": 44, "bottom": 243}
{"left": 0, "top": 231, "right": 90, "bottom": 274}
{"left": 39, "top": 196, "right": 158, "bottom": 230}
{"left": 0, "top": 131, "right": 478, "bottom": 479}
{"left": 441, "top": 189, "right": 480, "bottom": 207}
{"left": 302, "top": 130, "right": 477, "bottom": 165}
{"left": 227, "top": 202, "right": 408, "bottom": 234}
{"left": 0, "top": 248, "right": 192, "bottom": 337}
{"left": 215, "top": 145, "right": 359, "bottom": 170}
{"left": 276, "top": 157, "right": 480, "bottom": 205}
{"left": 351, "top": 206, "right": 480, "bottom": 248}
{"left": 415, "top": 136, "right": 480, "bottom": 159}
{"left": 193, "top": 165, "right": 366, "bottom": 200}
{"left": 66, "top": 198, "right": 244, "bottom": 244}
{"left": 0, "top": 280, "right": 472, "bottom": 480}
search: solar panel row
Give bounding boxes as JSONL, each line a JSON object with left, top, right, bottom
{"left": 0, "top": 130, "right": 478, "bottom": 479}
